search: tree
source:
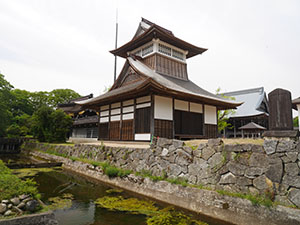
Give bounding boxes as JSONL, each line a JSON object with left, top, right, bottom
{"left": 216, "top": 88, "right": 236, "bottom": 134}
{"left": 0, "top": 74, "right": 13, "bottom": 137}
{"left": 48, "top": 89, "right": 81, "bottom": 108}
{"left": 31, "top": 106, "right": 72, "bottom": 142}
{"left": 294, "top": 116, "right": 299, "bottom": 128}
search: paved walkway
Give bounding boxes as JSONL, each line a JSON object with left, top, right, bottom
{"left": 69, "top": 138, "right": 150, "bottom": 149}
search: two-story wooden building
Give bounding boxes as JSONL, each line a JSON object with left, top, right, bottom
{"left": 80, "top": 18, "right": 241, "bottom": 141}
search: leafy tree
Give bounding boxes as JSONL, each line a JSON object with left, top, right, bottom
{"left": 31, "top": 106, "right": 72, "bottom": 142}
{"left": 10, "top": 89, "right": 34, "bottom": 116}
{"left": 48, "top": 89, "right": 81, "bottom": 108}
{"left": 294, "top": 116, "right": 299, "bottom": 128}
{"left": 216, "top": 88, "right": 236, "bottom": 134}
{"left": 0, "top": 74, "right": 13, "bottom": 137}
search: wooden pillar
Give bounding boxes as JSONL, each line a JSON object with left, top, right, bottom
{"left": 150, "top": 94, "right": 155, "bottom": 139}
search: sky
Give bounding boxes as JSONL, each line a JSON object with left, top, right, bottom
{"left": 0, "top": 0, "right": 300, "bottom": 103}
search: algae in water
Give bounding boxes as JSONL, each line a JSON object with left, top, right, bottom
{"left": 95, "top": 196, "right": 208, "bottom": 225}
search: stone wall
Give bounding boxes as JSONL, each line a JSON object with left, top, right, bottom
{"left": 23, "top": 137, "right": 300, "bottom": 207}
{"left": 0, "top": 211, "right": 57, "bottom": 225}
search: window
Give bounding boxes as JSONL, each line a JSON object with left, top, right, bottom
{"left": 158, "top": 44, "right": 171, "bottom": 56}
{"left": 142, "top": 44, "right": 153, "bottom": 57}
{"left": 172, "top": 49, "right": 184, "bottom": 60}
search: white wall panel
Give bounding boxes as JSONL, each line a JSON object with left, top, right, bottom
{"left": 100, "top": 117, "right": 109, "bottom": 123}
{"left": 136, "top": 96, "right": 151, "bottom": 103}
{"left": 122, "top": 113, "right": 134, "bottom": 120}
{"left": 174, "top": 99, "right": 188, "bottom": 111}
{"left": 100, "top": 110, "right": 109, "bottom": 117}
{"left": 204, "top": 105, "right": 217, "bottom": 125}
{"left": 123, "top": 106, "right": 134, "bottom": 113}
{"left": 135, "top": 133, "right": 151, "bottom": 141}
{"left": 154, "top": 96, "right": 173, "bottom": 120}
{"left": 123, "top": 99, "right": 134, "bottom": 106}
{"left": 190, "top": 102, "right": 203, "bottom": 113}
{"left": 111, "top": 108, "right": 120, "bottom": 115}
{"left": 136, "top": 102, "right": 151, "bottom": 109}
{"left": 111, "top": 102, "right": 121, "bottom": 108}
{"left": 111, "top": 115, "right": 121, "bottom": 121}
{"left": 100, "top": 105, "right": 109, "bottom": 111}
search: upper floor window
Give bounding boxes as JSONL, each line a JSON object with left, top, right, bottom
{"left": 142, "top": 44, "right": 153, "bottom": 57}
{"left": 158, "top": 44, "right": 171, "bottom": 56}
{"left": 172, "top": 49, "right": 184, "bottom": 60}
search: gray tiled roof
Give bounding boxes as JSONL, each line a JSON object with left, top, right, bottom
{"left": 238, "top": 122, "right": 266, "bottom": 130}
{"left": 79, "top": 57, "right": 241, "bottom": 109}
{"left": 222, "top": 87, "right": 269, "bottom": 118}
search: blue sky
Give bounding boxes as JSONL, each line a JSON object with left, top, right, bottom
{"left": 0, "top": 0, "right": 299, "bottom": 106}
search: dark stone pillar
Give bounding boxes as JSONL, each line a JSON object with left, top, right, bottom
{"left": 264, "top": 88, "right": 298, "bottom": 137}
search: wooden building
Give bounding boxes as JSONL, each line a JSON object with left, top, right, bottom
{"left": 80, "top": 18, "right": 240, "bottom": 141}
{"left": 58, "top": 94, "right": 98, "bottom": 138}
{"left": 222, "top": 87, "right": 269, "bottom": 138}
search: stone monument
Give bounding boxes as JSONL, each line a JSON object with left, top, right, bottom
{"left": 263, "top": 88, "right": 299, "bottom": 137}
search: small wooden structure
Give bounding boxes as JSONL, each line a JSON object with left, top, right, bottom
{"left": 238, "top": 122, "right": 266, "bottom": 138}
{"left": 80, "top": 18, "right": 241, "bottom": 141}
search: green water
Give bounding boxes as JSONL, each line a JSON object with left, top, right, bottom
{"left": 1, "top": 154, "right": 232, "bottom": 225}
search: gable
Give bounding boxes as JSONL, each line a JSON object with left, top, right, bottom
{"left": 111, "top": 62, "right": 145, "bottom": 90}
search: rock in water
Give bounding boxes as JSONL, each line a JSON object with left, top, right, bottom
{"left": 0, "top": 203, "right": 7, "bottom": 214}
{"left": 25, "top": 200, "right": 39, "bottom": 212}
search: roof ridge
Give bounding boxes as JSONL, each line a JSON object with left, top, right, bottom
{"left": 223, "top": 87, "right": 264, "bottom": 96}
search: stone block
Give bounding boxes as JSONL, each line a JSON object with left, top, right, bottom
{"left": 175, "top": 149, "right": 192, "bottom": 166}
{"left": 10, "top": 197, "right": 20, "bottom": 206}
{"left": 172, "top": 139, "right": 184, "bottom": 148}
{"left": 249, "top": 153, "right": 269, "bottom": 168}
{"left": 263, "top": 138, "right": 277, "bottom": 155}
{"left": 183, "top": 146, "right": 193, "bottom": 155}
{"left": 277, "top": 138, "right": 297, "bottom": 152}
{"left": 265, "top": 161, "right": 283, "bottom": 183}
{"left": 227, "top": 161, "right": 246, "bottom": 176}
{"left": 202, "top": 147, "right": 215, "bottom": 160}
{"left": 285, "top": 152, "right": 298, "bottom": 162}
{"left": 282, "top": 175, "right": 300, "bottom": 188}
{"left": 245, "top": 167, "right": 264, "bottom": 178}
{"left": 157, "top": 138, "right": 172, "bottom": 147}
{"left": 167, "top": 164, "right": 183, "bottom": 176}
{"left": 253, "top": 175, "right": 269, "bottom": 190}
{"left": 288, "top": 188, "right": 300, "bottom": 208}
{"left": 219, "top": 172, "right": 236, "bottom": 184}
{"left": 161, "top": 148, "right": 168, "bottom": 157}
{"left": 0, "top": 203, "right": 7, "bottom": 214}
{"left": 208, "top": 152, "right": 224, "bottom": 170}
{"left": 285, "top": 163, "right": 300, "bottom": 176}
{"left": 208, "top": 138, "right": 223, "bottom": 147}
{"left": 236, "top": 177, "right": 252, "bottom": 186}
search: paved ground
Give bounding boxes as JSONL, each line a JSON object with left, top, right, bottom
{"left": 69, "top": 138, "right": 150, "bottom": 149}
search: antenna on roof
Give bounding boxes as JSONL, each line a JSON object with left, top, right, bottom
{"left": 113, "top": 7, "right": 118, "bottom": 82}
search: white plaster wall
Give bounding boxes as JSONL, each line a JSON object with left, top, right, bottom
{"left": 111, "top": 102, "right": 121, "bottom": 108}
{"left": 100, "top": 105, "right": 109, "bottom": 111}
{"left": 174, "top": 99, "right": 188, "bottom": 111}
{"left": 111, "top": 115, "right": 121, "bottom": 121}
{"left": 122, "top": 113, "right": 134, "bottom": 120}
{"left": 136, "top": 102, "right": 151, "bottom": 109}
{"left": 137, "top": 96, "right": 151, "bottom": 104}
{"left": 123, "top": 99, "right": 134, "bottom": 106}
{"left": 298, "top": 104, "right": 300, "bottom": 130}
{"left": 154, "top": 96, "right": 173, "bottom": 120}
{"left": 190, "top": 102, "right": 203, "bottom": 113}
{"left": 204, "top": 105, "right": 217, "bottom": 125}
{"left": 100, "top": 110, "right": 109, "bottom": 117}
{"left": 135, "top": 133, "right": 151, "bottom": 141}
{"left": 100, "top": 117, "right": 109, "bottom": 123}
{"left": 111, "top": 108, "right": 120, "bottom": 115}
{"left": 123, "top": 106, "right": 134, "bottom": 113}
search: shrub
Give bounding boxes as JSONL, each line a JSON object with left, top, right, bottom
{"left": 0, "top": 160, "right": 38, "bottom": 200}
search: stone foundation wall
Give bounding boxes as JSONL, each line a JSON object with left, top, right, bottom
{"left": 23, "top": 137, "right": 300, "bottom": 207}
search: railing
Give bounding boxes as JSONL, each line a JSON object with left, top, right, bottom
{"left": 0, "top": 138, "right": 24, "bottom": 154}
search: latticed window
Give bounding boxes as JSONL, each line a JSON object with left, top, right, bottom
{"left": 172, "top": 49, "right": 184, "bottom": 60}
{"left": 158, "top": 44, "right": 171, "bottom": 56}
{"left": 142, "top": 44, "right": 153, "bottom": 56}
{"left": 133, "top": 49, "right": 141, "bottom": 56}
